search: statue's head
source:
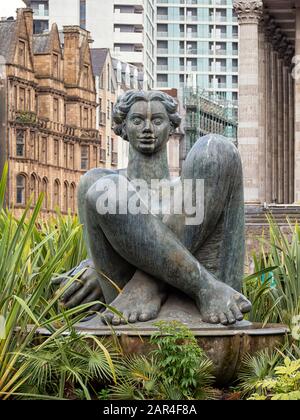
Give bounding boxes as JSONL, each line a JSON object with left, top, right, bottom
{"left": 113, "top": 90, "right": 181, "bottom": 155}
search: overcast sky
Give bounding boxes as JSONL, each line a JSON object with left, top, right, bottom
{"left": 0, "top": 0, "right": 26, "bottom": 18}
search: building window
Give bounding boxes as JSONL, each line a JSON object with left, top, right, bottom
{"left": 41, "top": 136, "right": 47, "bottom": 163}
{"left": 70, "top": 183, "right": 76, "bottom": 213}
{"left": 93, "top": 146, "right": 97, "bottom": 168}
{"left": 16, "top": 174, "right": 26, "bottom": 205}
{"left": 19, "top": 87, "right": 26, "bottom": 111}
{"left": 83, "top": 65, "right": 89, "bottom": 89}
{"left": 41, "top": 177, "right": 48, "bottom": 209}
{"left": 33, "top": 20, "right": 49, "bottom": 34}
{"left": 81, "top": 145, "right": 89, "bottom": 170}
{"left": 63, "top": 181, "right": 69, "bottom": 213}
{"left": 30, "top": 132, "right": 35, "bottom": 160}
{"left": 69, "top": 144, "right": 74, "bottom": 169}
{"left": 80, "top": 0, "right": 86, "bottom": 29}
{"left": 54, "top": 139, "right": 59, "bottom": 166}
{"left": 53, "top": 54, "right": 59, "bottom": 79}
{"left": 63, "top": 142, "right": 68, "bottom": 168}
{"left": 18, "top": 40, "right": 26, "bottom": 67}
{"left": 16, "top": 130, "right": 25, "bottom": 157}
{"left": 83, "top": 108, "right": 89, "bottom": 128}
{"left": 30, "top": 174, "right": 38, "bottom": 205}
{"left": 53, "top": 179, "right": 60, "bottom": 208}
{"left": 53, "top": 98, "right": 59, "bottom": 122}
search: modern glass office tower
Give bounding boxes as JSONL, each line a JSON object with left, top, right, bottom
{"left": 23, "top": 0, "right": 155, "bottom": 88}
{"left": 156, "top": 0, "right": 238, "bottom": 103}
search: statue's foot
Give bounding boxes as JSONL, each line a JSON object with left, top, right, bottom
{"left": 101, "top": 270, "right": 167, "bottom": 325}
{"left": 197, "top": 278, "right": 252, "bottom": 326}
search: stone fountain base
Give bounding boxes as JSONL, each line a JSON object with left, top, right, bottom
{"left": 76, "top": 294, "right": 289, "bottom": 386}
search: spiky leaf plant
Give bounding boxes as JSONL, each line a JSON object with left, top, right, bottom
{"left": 0, "top": 164, "right": 117, "bottom": 399}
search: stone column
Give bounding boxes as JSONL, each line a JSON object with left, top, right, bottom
{"left": 233, "top": 0, "right": 263, "bottom": 204}
{"left": 271, "top": 48, "right": 279, "bottom": 202}
{"left": 282, "top": 44, "right": 291, "bottom": 204}
{"left": 295, "top": 5, "right": 300, "bottom": 202}
{"left": 258, "top": 20, "right": 266, "bottom": 202}
{"left": 264, "top": 19, "right": 273, "bottom": 203}
{"left": 289, "top": 69, "right": 295, "bottom": 203}
{"left": 277, "top": 39, "right": 285, "bottom": 204}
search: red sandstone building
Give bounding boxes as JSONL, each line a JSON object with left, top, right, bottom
{"left": 0, "top": 8, "right": 99, "bottom": 216}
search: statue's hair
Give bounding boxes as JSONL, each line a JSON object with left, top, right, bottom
{"left": 113, "top": 90, "right": 182, "bottom": 141}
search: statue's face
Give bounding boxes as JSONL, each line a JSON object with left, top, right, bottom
{"left": 126, "top": 100, "right": 172, "bottom": 154}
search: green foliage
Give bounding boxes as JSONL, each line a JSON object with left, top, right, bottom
{"left": 247, "top": 357, "right": 300, "bottom": 401}
{"left": 150, "top": 321, "right": 215, "bottom": 398}
{"left": 110, "top": 321, "right": 216, "bottom": 400}
{"left": 237, "top": 348, "right": 300, "bottom": 401}
{"left": 243, "top": 215, "right": 300, "bottom": 328}
{"left": 0, "top": 164, "right": 115, "bottom": 399}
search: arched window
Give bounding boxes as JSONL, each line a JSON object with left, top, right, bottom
{"left": 63, "top": 181, "right": 69, "bottom": 213}
{"left": 70, "top": 183, "right": 76, "bottom": 213}
{"left": 41, "top": 177, "right": 48, "bottom": 209}
{"left": 53, "top": 179, "right": 60, "bottom": 209}
{"left": 30, "top": 173, "right": 38, "bottom": 205}
{"left": 16, "top": 174, "right": 26, "bottom": 205}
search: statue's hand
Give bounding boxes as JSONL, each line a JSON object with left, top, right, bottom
{"left": 52, "top": 259, "right": 104, "bottom": 311}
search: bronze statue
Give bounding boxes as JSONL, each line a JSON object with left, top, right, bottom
{"left": 54, "top": 90, "right": 251, "bottom": 326}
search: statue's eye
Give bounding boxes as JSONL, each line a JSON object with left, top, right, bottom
{"left": 133, "top": 117, "right": 143, "bottom": 125}
{"left": 153, "top": 118, "right": 163, "bottom": 126}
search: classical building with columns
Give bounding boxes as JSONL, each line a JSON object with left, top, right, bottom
{"left": 234, "top": 0, "right": 300, "bottom": 245}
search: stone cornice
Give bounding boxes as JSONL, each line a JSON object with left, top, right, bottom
{"left": 233, "top": 0, "right": 263, "bottom": 24}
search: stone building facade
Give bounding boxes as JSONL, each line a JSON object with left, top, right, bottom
{"left": 0, "top": 8, "right": 99, "bottom": 216}
{"left": 233, "top": 0, "right": 300, "bottom": 257}
{"left": 91, "top": 48, "right": 118, "bottom": 170}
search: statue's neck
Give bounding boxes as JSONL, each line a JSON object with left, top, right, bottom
{"left": 127, "top": 145, "right": 170, "bottom": 185}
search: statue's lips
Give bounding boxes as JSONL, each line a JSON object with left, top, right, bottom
{"left": 139, "top": 137, "right": 157, "bottom": 144}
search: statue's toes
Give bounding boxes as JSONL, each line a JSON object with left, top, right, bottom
{"left": 230, "top": 303, "right": 244, "bottom": 321}
{"left": 226, "top": 310, "right": 236, "bottom": 325}
{"left": 101, "top": 312, "right": 114, "bottom": 325}
{"left": 112, "top": 315, "right": 122, "bottom": 325}
{"left": 235, "top": 295, "right": 252, "bottom": 314}
{"left": 128, "top": 313, "right": 138, "bottom": 323}
{"left": 219, "top": 312, "right": 229, "bottom": 326}
{"left": 138, "top": 312, "right": 152, "bottom": 322}
{"left": 120, "top": 311, "right": 130, "bottom": 325}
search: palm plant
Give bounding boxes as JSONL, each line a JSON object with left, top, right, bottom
{"left": 237, "top": 350, "right": 282, "bottom": 397}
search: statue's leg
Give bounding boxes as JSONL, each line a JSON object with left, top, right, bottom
{"left": 85, "top": 166, "right": 251, "bottom": 325}
{"left": 181, "top": 134, "right": 245, "bottom": 293}
{"left": 78, "top": 169, "right": 137, "bottom": 306}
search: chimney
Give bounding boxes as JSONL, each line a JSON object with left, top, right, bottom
{"left": 63, "top": 26, "right": 89, "bottom": 85}
{"left": 20, "top": 8, "right": 34, "bottom": 51}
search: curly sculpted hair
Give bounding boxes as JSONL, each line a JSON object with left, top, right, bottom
{"left": 112, "top": 90, "right": 182, "bottom": 141}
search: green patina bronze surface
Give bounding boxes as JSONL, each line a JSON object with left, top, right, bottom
{"left": 55, "top": 90, "right": 252, "bottom": 326}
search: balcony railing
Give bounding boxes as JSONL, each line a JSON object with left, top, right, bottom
{"left": 157, "top": 65, "right": 168, "bottom": 71}
{"left": 157, "top": 48, "right": 169, "bottom": 54}
{"left": 157, "top": 32, "right": 169, "bottom": 37}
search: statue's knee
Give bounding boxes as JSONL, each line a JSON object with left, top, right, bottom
{"left": 203, "top": 134, "right": 241, "bottom": 167}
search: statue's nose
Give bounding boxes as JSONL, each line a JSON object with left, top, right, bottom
{"left": 143, "top": 119, "right": 153, "bottom": 132}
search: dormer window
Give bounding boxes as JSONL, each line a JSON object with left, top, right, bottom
{"left": 83, "top": 65, "right": 89, "bottom": 89}
{"left": 18, "top": 40, "right": 26, "bottom": 67}
{"left": 53, "top": 54, "right": 59, "bottom": 79}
